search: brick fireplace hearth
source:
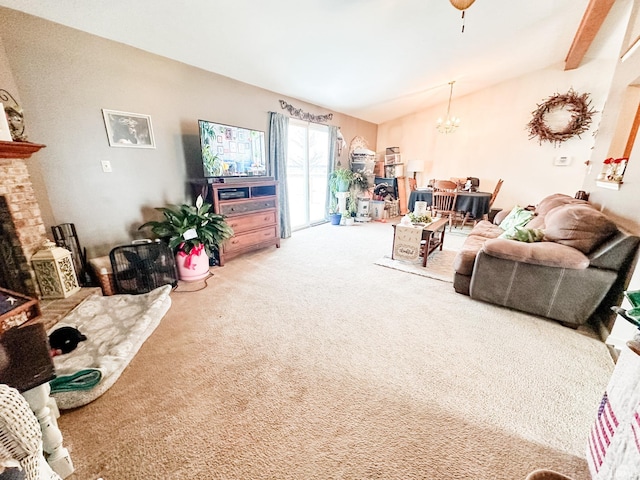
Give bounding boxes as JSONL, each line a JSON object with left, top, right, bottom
{"left": 0, "top": 140, "right": 48, "bottom": 297}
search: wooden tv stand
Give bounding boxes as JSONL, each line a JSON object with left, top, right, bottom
{"left": 196, "top": 179, "right": 280, "bottom": 266}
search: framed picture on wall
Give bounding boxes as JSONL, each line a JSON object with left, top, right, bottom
{"left": 102, "top": 109, "right": 156, "bottom": 148}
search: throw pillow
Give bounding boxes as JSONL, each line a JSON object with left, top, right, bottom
{"left": 498, "top": 206, "right": 535, "bottom": 239}
{"left": 505, "top": 226, "right": 545, "bottom": 243}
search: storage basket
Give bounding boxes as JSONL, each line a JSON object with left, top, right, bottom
{"left": 88, "top": 256, "right": 116, "bottom": 296}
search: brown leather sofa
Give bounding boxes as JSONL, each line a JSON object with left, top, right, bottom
{"left": 453, "top": 194, "right": 640, "bottom": 328}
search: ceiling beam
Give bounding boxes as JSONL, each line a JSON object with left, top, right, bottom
{"left": 565, "top": 0, "right": 616, "bottom": 70}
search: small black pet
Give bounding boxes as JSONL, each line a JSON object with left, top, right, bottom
{"left": 49, "top": 326, "right": 87, "bottom": 354}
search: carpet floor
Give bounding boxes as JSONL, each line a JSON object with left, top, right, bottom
{"left": 56, "top": 220, "right": 613, "bottom": 480}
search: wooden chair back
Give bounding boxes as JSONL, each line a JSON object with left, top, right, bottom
{"left": 433, "top": 180, "right": 458, "bottom": 191}
{"left": 490, "top": 179, "right": 504, "bottom": 207}
{"left": 408, "top": 177, "right": 417, "bottom": 191}
{"left": 450, "top": 177, "right": 467, "bottom": 190}
{"left": 432, "top": 191, "right": 458, "bottom": 230}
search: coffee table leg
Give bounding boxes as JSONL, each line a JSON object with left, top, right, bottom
{"left": 422, "top": 233, "right": 432, "bottom": 267}
{"left": 439, "top": 227, "right": 445, "bottom": 251}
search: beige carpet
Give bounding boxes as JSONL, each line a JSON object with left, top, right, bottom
{"left": 56, "top": 221, "right": 613, "bottom": 480}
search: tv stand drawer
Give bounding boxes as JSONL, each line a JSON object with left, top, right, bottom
{"left": 220, "top": 198, "right": 277, "bottom": 216}
{"left": 223, "top": 226, "right": 278, "bottom": 253}
{"left": 226, "top": 211, "right": 276, "bottom": 235}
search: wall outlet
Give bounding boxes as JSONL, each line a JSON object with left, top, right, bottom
{"left": 101, "top": 160, "right": 112, "bottom": 173}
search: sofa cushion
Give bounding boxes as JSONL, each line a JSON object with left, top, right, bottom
{"left": 543, "top": 204, "right": 618, "bottom": 254}
{"left": 498, "top": 206, "right": 534, "bottom": 238}
{"left": 482, "top": 238, "right": 590, "bottom": 269}
{"left": 534, "top": 193, "right": 590, "bottom": 217}
{"left": 469, "top": 220, "right": 503, "bottom": 239}
{"left": 453, "top": 234, "right": 489, "bottom": 275}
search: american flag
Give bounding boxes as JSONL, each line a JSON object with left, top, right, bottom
{"left": 632, "top": 408, "right": 640, "bottom": 454}
{"left": 588, "top": 392, "right": 619, "bottom": 473}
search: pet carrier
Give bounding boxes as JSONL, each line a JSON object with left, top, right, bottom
{"left": 109, "top": 240, "right": 178, "bottom": 294}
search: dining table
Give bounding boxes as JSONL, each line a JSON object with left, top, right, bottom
{"left": 408, "top": 189, "right": 492, "bottom": 220}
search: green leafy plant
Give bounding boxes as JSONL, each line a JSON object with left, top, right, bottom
{"left": 408, "top": 212, "right": 432, "bottom": 224}
{"left": 329, "top": 168, "right": 354, "bottom": 194}
{"left": 347, "top": 196, "right": 358, "bottom": 217}
{"left": 139, "top": 195, "right": 234, "bottom": 257}
{"left": 329, "top": 198, "right": 340, "bottom": 215}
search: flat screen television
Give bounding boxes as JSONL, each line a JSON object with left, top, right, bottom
{"left": 198, "top": 119, "right": 267, "bottom": 178}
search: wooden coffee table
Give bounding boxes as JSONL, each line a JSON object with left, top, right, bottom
{"left": 420, "top": 217, "right": 449, "bottom": 267}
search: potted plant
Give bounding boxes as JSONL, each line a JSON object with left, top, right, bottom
{"left": 329, "top": 168, "right": 354, "bottom": 193}
{"left": 328, "top": 199, "right": 342, "bottom": 226}
{"left": 343, "top": 196, "right": 358, "bottom": 226}
{"left": 139, "top": 195, "right": 234, "bottom": 281}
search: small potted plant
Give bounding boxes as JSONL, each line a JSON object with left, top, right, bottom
{"left": 343, "top": 196, "right": 358, "bottom": 226}
{"left": 139, "top": 195, "right": 234, "bottom": 281}
{"left": 328, "top": 199, "right": 342, "bottom": 226}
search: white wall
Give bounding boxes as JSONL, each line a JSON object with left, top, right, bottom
{"left": 376, "top": 56, "right": 618, "bottom": 212}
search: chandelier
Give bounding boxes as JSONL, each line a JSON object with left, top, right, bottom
{"left": 436, "top": 81, "right": 460, "bottom": 134}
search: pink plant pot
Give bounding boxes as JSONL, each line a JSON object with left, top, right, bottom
{"left": 175, "top": 248, "right": 210, "bottom": 282}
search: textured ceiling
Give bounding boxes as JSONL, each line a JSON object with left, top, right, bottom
{"left": 0, "top": 0, "right": 616, "bottom": 124}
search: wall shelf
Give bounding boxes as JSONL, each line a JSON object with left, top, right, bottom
{"left": 0, "top": 140, "right": 46, "bottom": 159}
{"left": 596, "top": 180, "right": 622, "bottom": 190}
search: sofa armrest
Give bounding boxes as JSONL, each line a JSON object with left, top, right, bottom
{"left": 493, "top": 209, "right": 510, "bottom": 225}
{"left": 469, "top": 220, "right": 504, "bottom": 239}
{"left": 482, "top": 238, "right": 589, "bottom": 269}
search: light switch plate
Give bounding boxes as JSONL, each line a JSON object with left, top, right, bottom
{"left": 101, "top": 160, "right": 112, "bottom": 173}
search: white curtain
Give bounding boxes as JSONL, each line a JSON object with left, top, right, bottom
{"left": 268, "top": 112, "right": 291, "bottom": 238}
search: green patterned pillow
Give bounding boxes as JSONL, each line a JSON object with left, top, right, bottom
{"left": 506, "top": 226, "right": 545, "bottom": 243}
{"left": 498, "top": 206, "right": 534, "bottom": 238}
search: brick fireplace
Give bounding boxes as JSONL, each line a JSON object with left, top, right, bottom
{"left": 0, "top": 140, "right": 48, "bottom": 297}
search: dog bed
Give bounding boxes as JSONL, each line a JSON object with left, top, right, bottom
{"left": 48, "top": 285, "right": 172, "bottom": 409}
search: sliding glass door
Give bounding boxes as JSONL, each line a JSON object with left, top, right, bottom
{"left": 286, "top": 119, "right": 330, "bottom": 230}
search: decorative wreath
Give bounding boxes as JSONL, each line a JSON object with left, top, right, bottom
{"left": 527, "top": 89, "right": 596, "bottom": 145}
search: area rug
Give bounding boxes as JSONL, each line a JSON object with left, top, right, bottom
{"left": 48, "top": 285, "right": 172, "bottom": 409}
{"left": 374, "top": 248, "right": 458, "bottom": 282}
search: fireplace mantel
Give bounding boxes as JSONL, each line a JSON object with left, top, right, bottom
{"left": 0, "top": 140, "right": 46, "bottom": 159}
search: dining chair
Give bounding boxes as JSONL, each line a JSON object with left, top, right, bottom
{"left": 431, "top": 191, "right": 458, "bottom": 230}
{"left": 433, "top": 179, "right": 458, "bottom": 191}
{"left": 477, "top": 177, "right": 504, "bottom": 222}
{"left": 408, "top": 177, "right": 417, "bottom": 191}
{"left": 489, "top": 178, "right": 504, "bottom": 209}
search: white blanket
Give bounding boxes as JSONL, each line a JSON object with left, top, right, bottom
{"left": 49, "top": 285, "right": 172, "bottom": 409}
